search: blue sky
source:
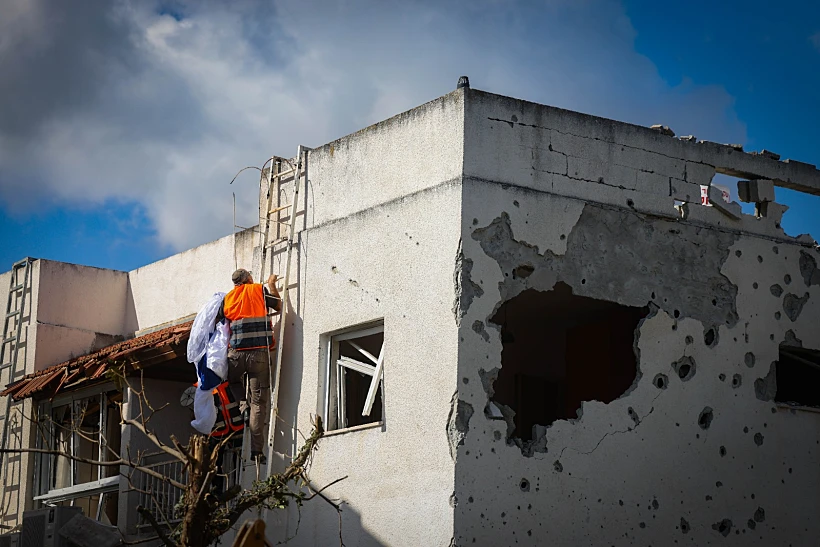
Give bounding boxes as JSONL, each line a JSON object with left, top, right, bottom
{"left": 1, "top": 0, "right": 818, "bottom": 272}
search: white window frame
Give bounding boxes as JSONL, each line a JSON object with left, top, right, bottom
{"left": 34, "top": 384, "right": 119, "bottom": 513}
{"left": 323, "top": 323, "right": 384, "bottom": 431}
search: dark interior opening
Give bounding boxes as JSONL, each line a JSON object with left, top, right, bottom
{"left": 339, "top": 333, "right": 383, "bottom": 428}
{"left": 776, "top": 344, "right": 820, "bottom": 408}
{"left": 489, "top": 282, "right": 648, "bottom": 441}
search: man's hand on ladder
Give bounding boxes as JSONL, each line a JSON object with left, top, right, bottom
{"left": 266, "top": 274, "right": 281, "bottom": 300}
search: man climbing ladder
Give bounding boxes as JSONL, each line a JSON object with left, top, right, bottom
{"left": 218, "top": 268, "right": 281, "bottom": 465}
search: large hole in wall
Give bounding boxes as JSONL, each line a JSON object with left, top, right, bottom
{"left": 775, "top": 344, "right": 820, "bottom": 408}
{"left": 488, "top": 282, "right": 649, "bottom": 442}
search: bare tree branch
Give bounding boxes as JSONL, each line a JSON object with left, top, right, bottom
{"left": 123, "top": 418, "right": 186, "bottom": 462}
{"left": 137, "top": 505, "right": 176, "bottom": 547}
{"left": 0, "top": 447, "right": 187, "bottom": 490}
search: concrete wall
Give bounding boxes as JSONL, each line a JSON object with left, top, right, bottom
{"left": 32, "top": 260, "right": 132, "bottom": 371}
{"left": 266, "top": 92, "right": 465, "bottom": 546}
{"left": 452, "top": 90, "right": 820, "bottom": 546}
{"left": 127, "top": 228, "right": 256, "bottom": 331}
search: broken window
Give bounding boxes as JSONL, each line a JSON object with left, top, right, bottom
{"left": 488, "top": 282, "right": 648, "bottom": 444}
{"left": 34, "top": 388, "right": 122, "bottom": 524}
{"left": 323, "top": 323, "right": 384, "bottom": 431}
{"left": 776, "top": 343, "right": 820, "bottom": 408}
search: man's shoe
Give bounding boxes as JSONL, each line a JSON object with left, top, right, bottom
{"left": 250, "top": 451, "right": 267, "bottom": 466}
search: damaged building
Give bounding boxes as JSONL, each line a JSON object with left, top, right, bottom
{"left": 1, "top": 84, "right": 819, "bottom": 546}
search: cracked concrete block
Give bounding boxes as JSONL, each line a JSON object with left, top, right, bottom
{"left": 531, "top": 145, "right": 568, "bottom": 176}
{"left": 708, "top": 186, "right": 742, "bottom": 220}
{"left": 671, "top": 178, "right": 701, "bottom": 202}
{"left": 550, "top": 129, "right": 613, "bottom": 161}
{"left": 757, "top": 202, "right": 790, "bottom": 226}
{"left": 550, "top": 174, "right": 676, "bottom": 218}
{"left": 474, "top": 90, "right": 820, "bottom": 195}
{"left": 612, "top": 144, "right": 686, "bottom": 180}
{"left": 635, "top": 171, "right": 670, "bottom": 195}
{"left": 628, "top": 192, "right": 680, "bottom": 219}
{"left": 552, "top": 173, "right": 621, "bottom": 205}
{"left": 738, "top": 179, "right": 775, "bottom": 203}
{"left": 566, "top": 157, "right": 638, "bottom": 189}
{"left": 784, "top": 158, "right": 817, "bottom": 169}
{"left": 685, "top": 162, "right": 716, "bottom": 186}
{"left": 650, "top": 124, "right": 675, "bottom": 137}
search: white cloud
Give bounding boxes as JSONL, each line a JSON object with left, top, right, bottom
{"left": 0, "top": 0, "right": 747, "bottom": 252}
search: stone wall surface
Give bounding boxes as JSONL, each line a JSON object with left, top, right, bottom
{"left": 452, "top": 91, "right": 820, "bottom": 546}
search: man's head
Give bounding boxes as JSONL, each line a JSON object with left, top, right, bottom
{"left": 231, "top": 268, "right": 253, "bottom": 286}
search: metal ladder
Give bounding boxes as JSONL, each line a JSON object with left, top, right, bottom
{"left": 237, "top": 147, "right": 307, "bottom": 483}
{"left": 0, "top": 257, "right": 34, "bottom": 521}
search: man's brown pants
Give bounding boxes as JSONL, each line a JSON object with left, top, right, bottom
{"left": 227, "top": 348, "right": 272, "bottom": 455}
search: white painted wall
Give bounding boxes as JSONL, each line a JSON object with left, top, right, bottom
{"left": 265, "top": 92, "right": 465, "bottom": 547}
{"left": 33, "top": 260, "right": 131, "bottom": 370}
{"left": 127, "top": 230, "right": 254, "bottom": 332}
{"left": 36, "top": 260, "right": 130, "bottom": 336}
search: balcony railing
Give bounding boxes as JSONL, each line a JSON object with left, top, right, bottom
{"left": 136, "top": 446, "right": 242, "bottom": 526}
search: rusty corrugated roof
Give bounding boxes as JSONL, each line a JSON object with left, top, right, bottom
{"left": 1, "top": 321, "right": 192, "bottom": 401}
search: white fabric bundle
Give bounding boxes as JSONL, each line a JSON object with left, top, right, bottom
{"left": 187, "top": 292, "right": 230, "bottom": 434}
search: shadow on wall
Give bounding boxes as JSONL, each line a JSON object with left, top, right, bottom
{"left": 272, "top": 489, "right": 389, "bottom": 547}
{"left": 271, "top": 301, "right": 305, "bottom": 460}
{"left": 123, "top": 276, "right": 139, "bottom": 334}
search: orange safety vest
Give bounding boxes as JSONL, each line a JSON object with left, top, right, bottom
{"left": 223, "top": 283, "right": 275, "bottom": 351}
{"left": 211, "top": 382, "right": 244, "bottom": 437}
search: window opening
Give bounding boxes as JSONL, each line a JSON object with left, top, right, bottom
{"left": 325, "top": 324, "right": 384, "bottom": 431}
{"left": 34, "top": 390, "right": 122, "bottom": 524}
{"left": 488, "top": 282, "right": 648, "bottom": 443}
{"left": 776, "top": 343, "right": 820, "bottom": 408}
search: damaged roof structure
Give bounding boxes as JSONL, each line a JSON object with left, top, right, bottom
{"left": 1, "top": 86, "right": 819, "bottom": 546}
{"left": 0, "top": 322, "right": 192, "bottom": 401}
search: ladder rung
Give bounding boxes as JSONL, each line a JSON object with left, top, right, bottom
{"left": 6, "top": 310, "right": 20, "bottom": 318}
{"left": 272, "top": 166, "right": 303, "bottom": 179}
{"left": 0, "top": 362, "right": 13, "bottom": 371}
{"left": 10, "top": 284, "right": 24, "bottom": 291}
{"left": 2, "top": 336, "right": 16, "bottom": 344}
{"left": 268, "top": 204, "right": 292, "bottom": 215}
{"left": 12, "top": 259, "right": 31, "bottom": 268}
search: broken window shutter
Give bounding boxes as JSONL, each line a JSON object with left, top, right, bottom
{"left": 362, "top": 345, "right": 384, "bottom": 417}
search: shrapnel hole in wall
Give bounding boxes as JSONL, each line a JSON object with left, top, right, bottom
{"left": 775, "top": 343, "right": 820, "bottom": 408}
{"left": 488, "top": 282, "right": 648, "bottom": 442}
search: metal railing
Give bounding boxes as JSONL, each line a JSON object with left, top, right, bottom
{"left": 136, "top": 446, "right": 242, "bottom": 526}
{"left": 136, "top": 453, "right": 187, "bottom": 526}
